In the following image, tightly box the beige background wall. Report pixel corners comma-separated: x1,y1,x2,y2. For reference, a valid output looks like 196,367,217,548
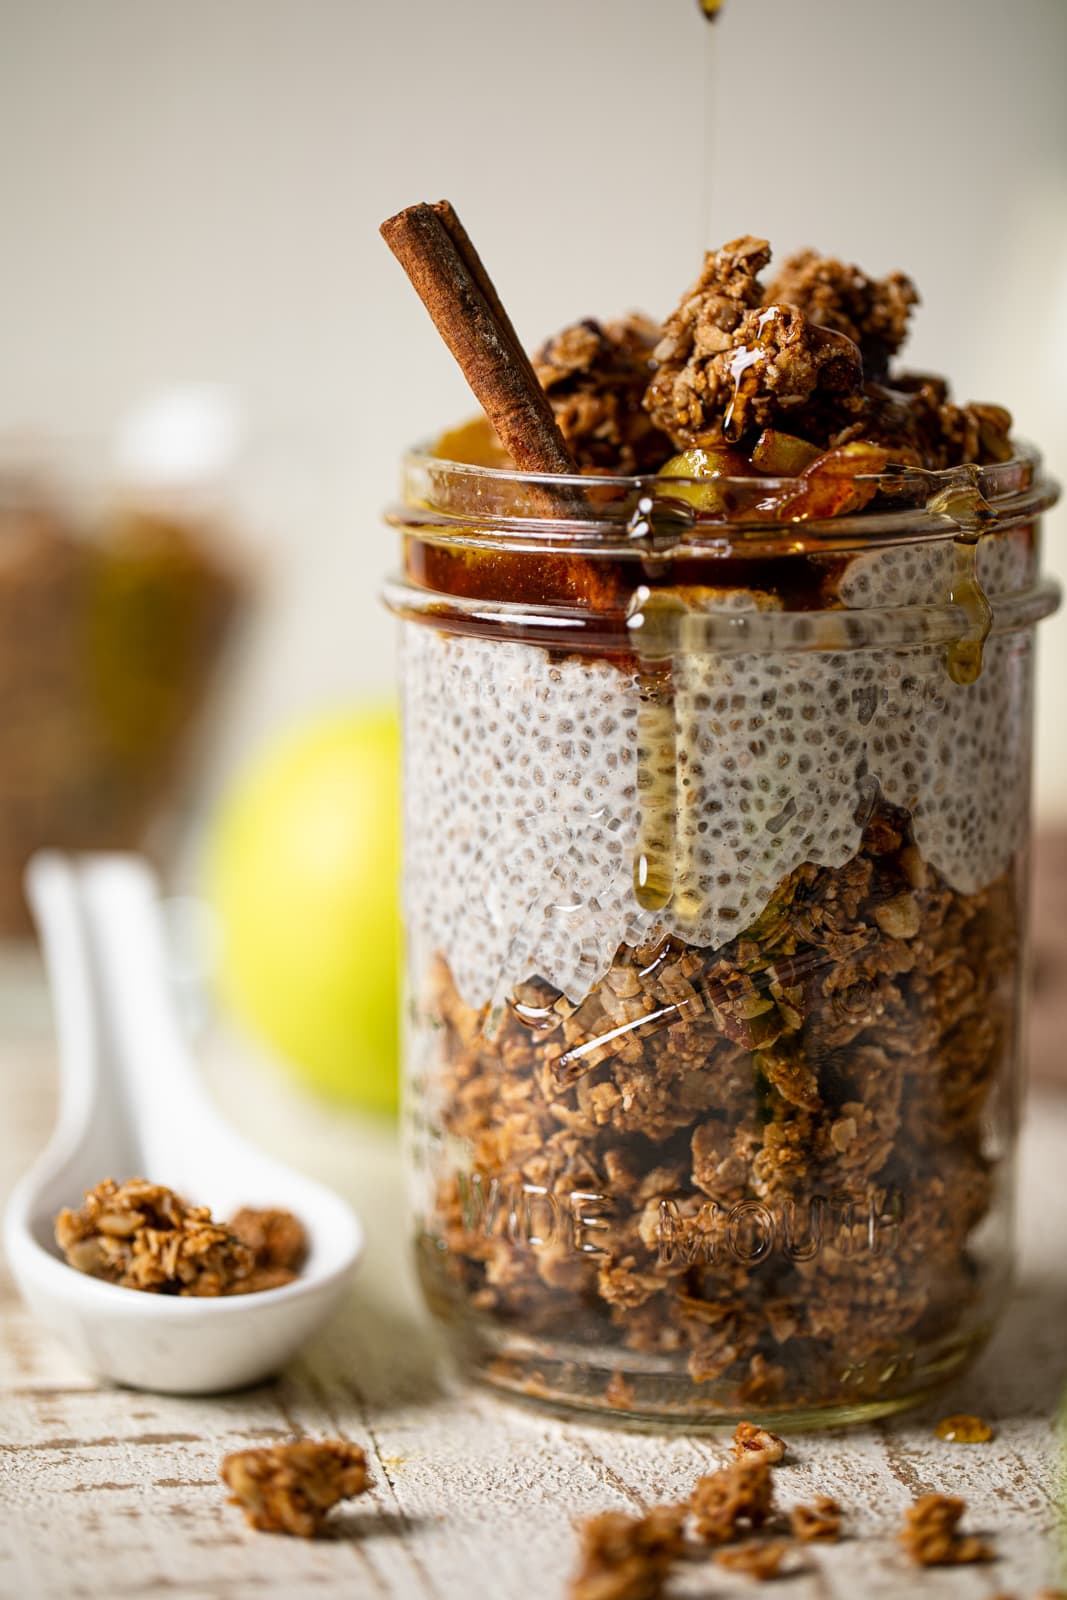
2,0,1065,810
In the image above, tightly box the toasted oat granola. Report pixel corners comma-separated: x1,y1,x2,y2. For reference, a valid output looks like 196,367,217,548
732,1421,786,1465
55,1181,305,1297
568,1505,686,1600
535,316,673,475
900,1492,992,1566
640,235,1013,468
221,1439,371,1537
689,1458,773,1545
790,1496,842,1543
644,240,861,449
762,250,917,380
714,1539,794,1580
421,798,1016,1413
229,1205,307,1271
55,1178,254,1296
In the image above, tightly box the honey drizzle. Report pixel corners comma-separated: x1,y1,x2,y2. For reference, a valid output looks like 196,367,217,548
927,468,996,686
629,590,687,913
945,537,992,686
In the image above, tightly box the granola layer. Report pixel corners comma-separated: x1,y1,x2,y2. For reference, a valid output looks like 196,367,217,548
414,799,1018,1407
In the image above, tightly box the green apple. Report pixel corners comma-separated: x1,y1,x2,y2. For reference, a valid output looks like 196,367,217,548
208,707,401,1113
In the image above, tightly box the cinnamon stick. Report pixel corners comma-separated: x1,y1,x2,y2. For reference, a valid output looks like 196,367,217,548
380,200,578,478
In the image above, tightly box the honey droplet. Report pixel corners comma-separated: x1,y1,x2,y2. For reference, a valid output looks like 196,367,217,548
934,1413,993,1443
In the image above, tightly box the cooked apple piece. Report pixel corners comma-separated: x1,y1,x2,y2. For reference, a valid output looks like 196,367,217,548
433,415,512,468
657,447,753,513
769,441,890,520
750,429,822,476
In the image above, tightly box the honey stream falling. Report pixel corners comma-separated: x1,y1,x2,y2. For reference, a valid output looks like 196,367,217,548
629,0,725,917
700,0,719,252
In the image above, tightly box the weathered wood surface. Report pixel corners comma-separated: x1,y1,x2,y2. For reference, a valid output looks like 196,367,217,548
1,955,1065,1600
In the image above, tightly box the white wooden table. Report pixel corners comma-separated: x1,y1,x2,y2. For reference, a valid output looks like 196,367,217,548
1,949,1065,1600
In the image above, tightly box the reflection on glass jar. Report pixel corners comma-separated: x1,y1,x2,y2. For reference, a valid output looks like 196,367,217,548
385,446,1059,1427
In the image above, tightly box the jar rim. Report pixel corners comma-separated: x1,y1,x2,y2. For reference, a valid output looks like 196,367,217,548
388,440,1059,556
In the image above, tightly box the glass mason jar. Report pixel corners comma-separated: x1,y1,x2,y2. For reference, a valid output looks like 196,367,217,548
384,444,1059,1427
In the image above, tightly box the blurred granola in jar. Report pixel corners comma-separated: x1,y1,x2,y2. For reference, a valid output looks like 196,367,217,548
384,238,1060,1425
0,397,248,933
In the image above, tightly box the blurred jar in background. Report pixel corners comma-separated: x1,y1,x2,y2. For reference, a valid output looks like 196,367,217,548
0,390,250,934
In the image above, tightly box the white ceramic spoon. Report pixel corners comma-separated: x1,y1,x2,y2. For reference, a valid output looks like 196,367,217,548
3,852,363,1394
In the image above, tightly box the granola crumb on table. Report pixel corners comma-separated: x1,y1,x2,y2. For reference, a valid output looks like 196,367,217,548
220,1439,371,1537
568,1505,685,1600
690,1458,774,1545
54,1179,304,1296
732,1420,786,1465
900,1492,993,1566
714,1539,794,1580
790,1495,842,1543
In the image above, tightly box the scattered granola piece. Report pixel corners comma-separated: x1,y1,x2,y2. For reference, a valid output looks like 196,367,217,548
55,1178,254,1296
534,315,674,475
934,1412,993,1443
220,1439,371,1537
690,1458,773,1545
900,1493,992,1566
731,1421,786,1465
715,1539,794,1580
790,1495,842,1542
568,1505,686,1600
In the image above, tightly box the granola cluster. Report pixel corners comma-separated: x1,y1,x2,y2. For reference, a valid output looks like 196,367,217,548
229,1205,308,1293
762,249,917,379
641,235,1014,467
535,317,674,475
644,245,863,448
418,798,1017,1411
569,1505,685,1600
519,235,1013,480
220,1439,371,1537
568,1429,1008,1595
568,1436,825,1593
899,1493,992,1566
55,1179,305,1297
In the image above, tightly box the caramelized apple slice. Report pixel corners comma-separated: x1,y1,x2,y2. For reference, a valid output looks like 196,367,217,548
750,429,822,476
769,442,890,520
657,447,753,513
433,415,512,468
